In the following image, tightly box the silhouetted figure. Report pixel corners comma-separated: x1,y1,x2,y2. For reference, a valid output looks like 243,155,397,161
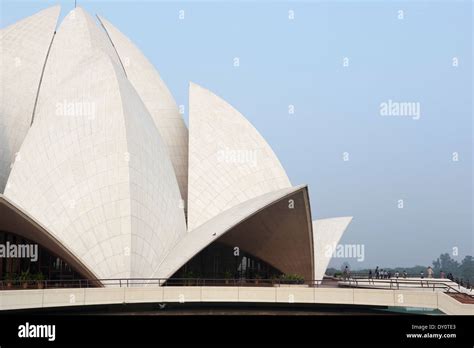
375,266,379,279
343,266,349,281
420,271,424,279
403,270,407,278
395,271,399,279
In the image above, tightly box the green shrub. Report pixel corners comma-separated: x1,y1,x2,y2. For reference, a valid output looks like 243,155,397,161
280,274,304,284
19,270,31,282
35,273,45,281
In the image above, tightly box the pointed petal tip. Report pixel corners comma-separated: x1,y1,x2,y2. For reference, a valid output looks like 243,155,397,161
189,81,203,90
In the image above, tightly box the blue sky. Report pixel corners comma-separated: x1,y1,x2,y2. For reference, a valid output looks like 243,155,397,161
1,0,472,269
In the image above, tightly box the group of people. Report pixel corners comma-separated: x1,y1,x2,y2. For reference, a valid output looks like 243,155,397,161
364,266,472,291
446,273,471,290
340,266,472,291
369,267,407,280
369,266,445,280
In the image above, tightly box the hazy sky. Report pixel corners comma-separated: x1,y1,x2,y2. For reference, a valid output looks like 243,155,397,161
1,0,472,269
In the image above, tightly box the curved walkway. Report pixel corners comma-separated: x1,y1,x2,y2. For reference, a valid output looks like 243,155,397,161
1,286,473,315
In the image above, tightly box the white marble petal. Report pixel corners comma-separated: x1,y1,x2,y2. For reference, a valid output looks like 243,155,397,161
0,5,60,192
312,217,353,281
97,16,189,204
188,83,291,230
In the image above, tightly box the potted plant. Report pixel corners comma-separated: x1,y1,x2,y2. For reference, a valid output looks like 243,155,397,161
271,274,279,286
4,273,15,289
280,274,290,284
297,274,305,285
19,270,30,289
35,272,45,289
223,271,232,285
183,271,196,286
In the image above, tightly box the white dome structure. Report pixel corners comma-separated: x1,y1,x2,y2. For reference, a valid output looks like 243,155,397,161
0,6,352,286
0,6,60,193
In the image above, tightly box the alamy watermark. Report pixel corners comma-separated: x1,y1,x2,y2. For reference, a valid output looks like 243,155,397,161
56,100,96,119
18,322,55,341
0,242,38,262
380,99,421,120
217,148,258,167
325,243,365,262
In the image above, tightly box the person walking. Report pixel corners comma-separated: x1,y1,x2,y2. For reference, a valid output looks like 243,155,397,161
427,266,433,279
375,266,379,279
343,265,349,281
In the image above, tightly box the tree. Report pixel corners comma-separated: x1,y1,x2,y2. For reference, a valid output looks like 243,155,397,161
460,256,474,283
432,253,459,276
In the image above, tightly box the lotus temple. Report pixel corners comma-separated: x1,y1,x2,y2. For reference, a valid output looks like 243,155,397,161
0,5,353,286
1,6,473,318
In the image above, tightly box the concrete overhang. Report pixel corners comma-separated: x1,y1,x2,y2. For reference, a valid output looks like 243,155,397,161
0,195,101,285
154,185,314,281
